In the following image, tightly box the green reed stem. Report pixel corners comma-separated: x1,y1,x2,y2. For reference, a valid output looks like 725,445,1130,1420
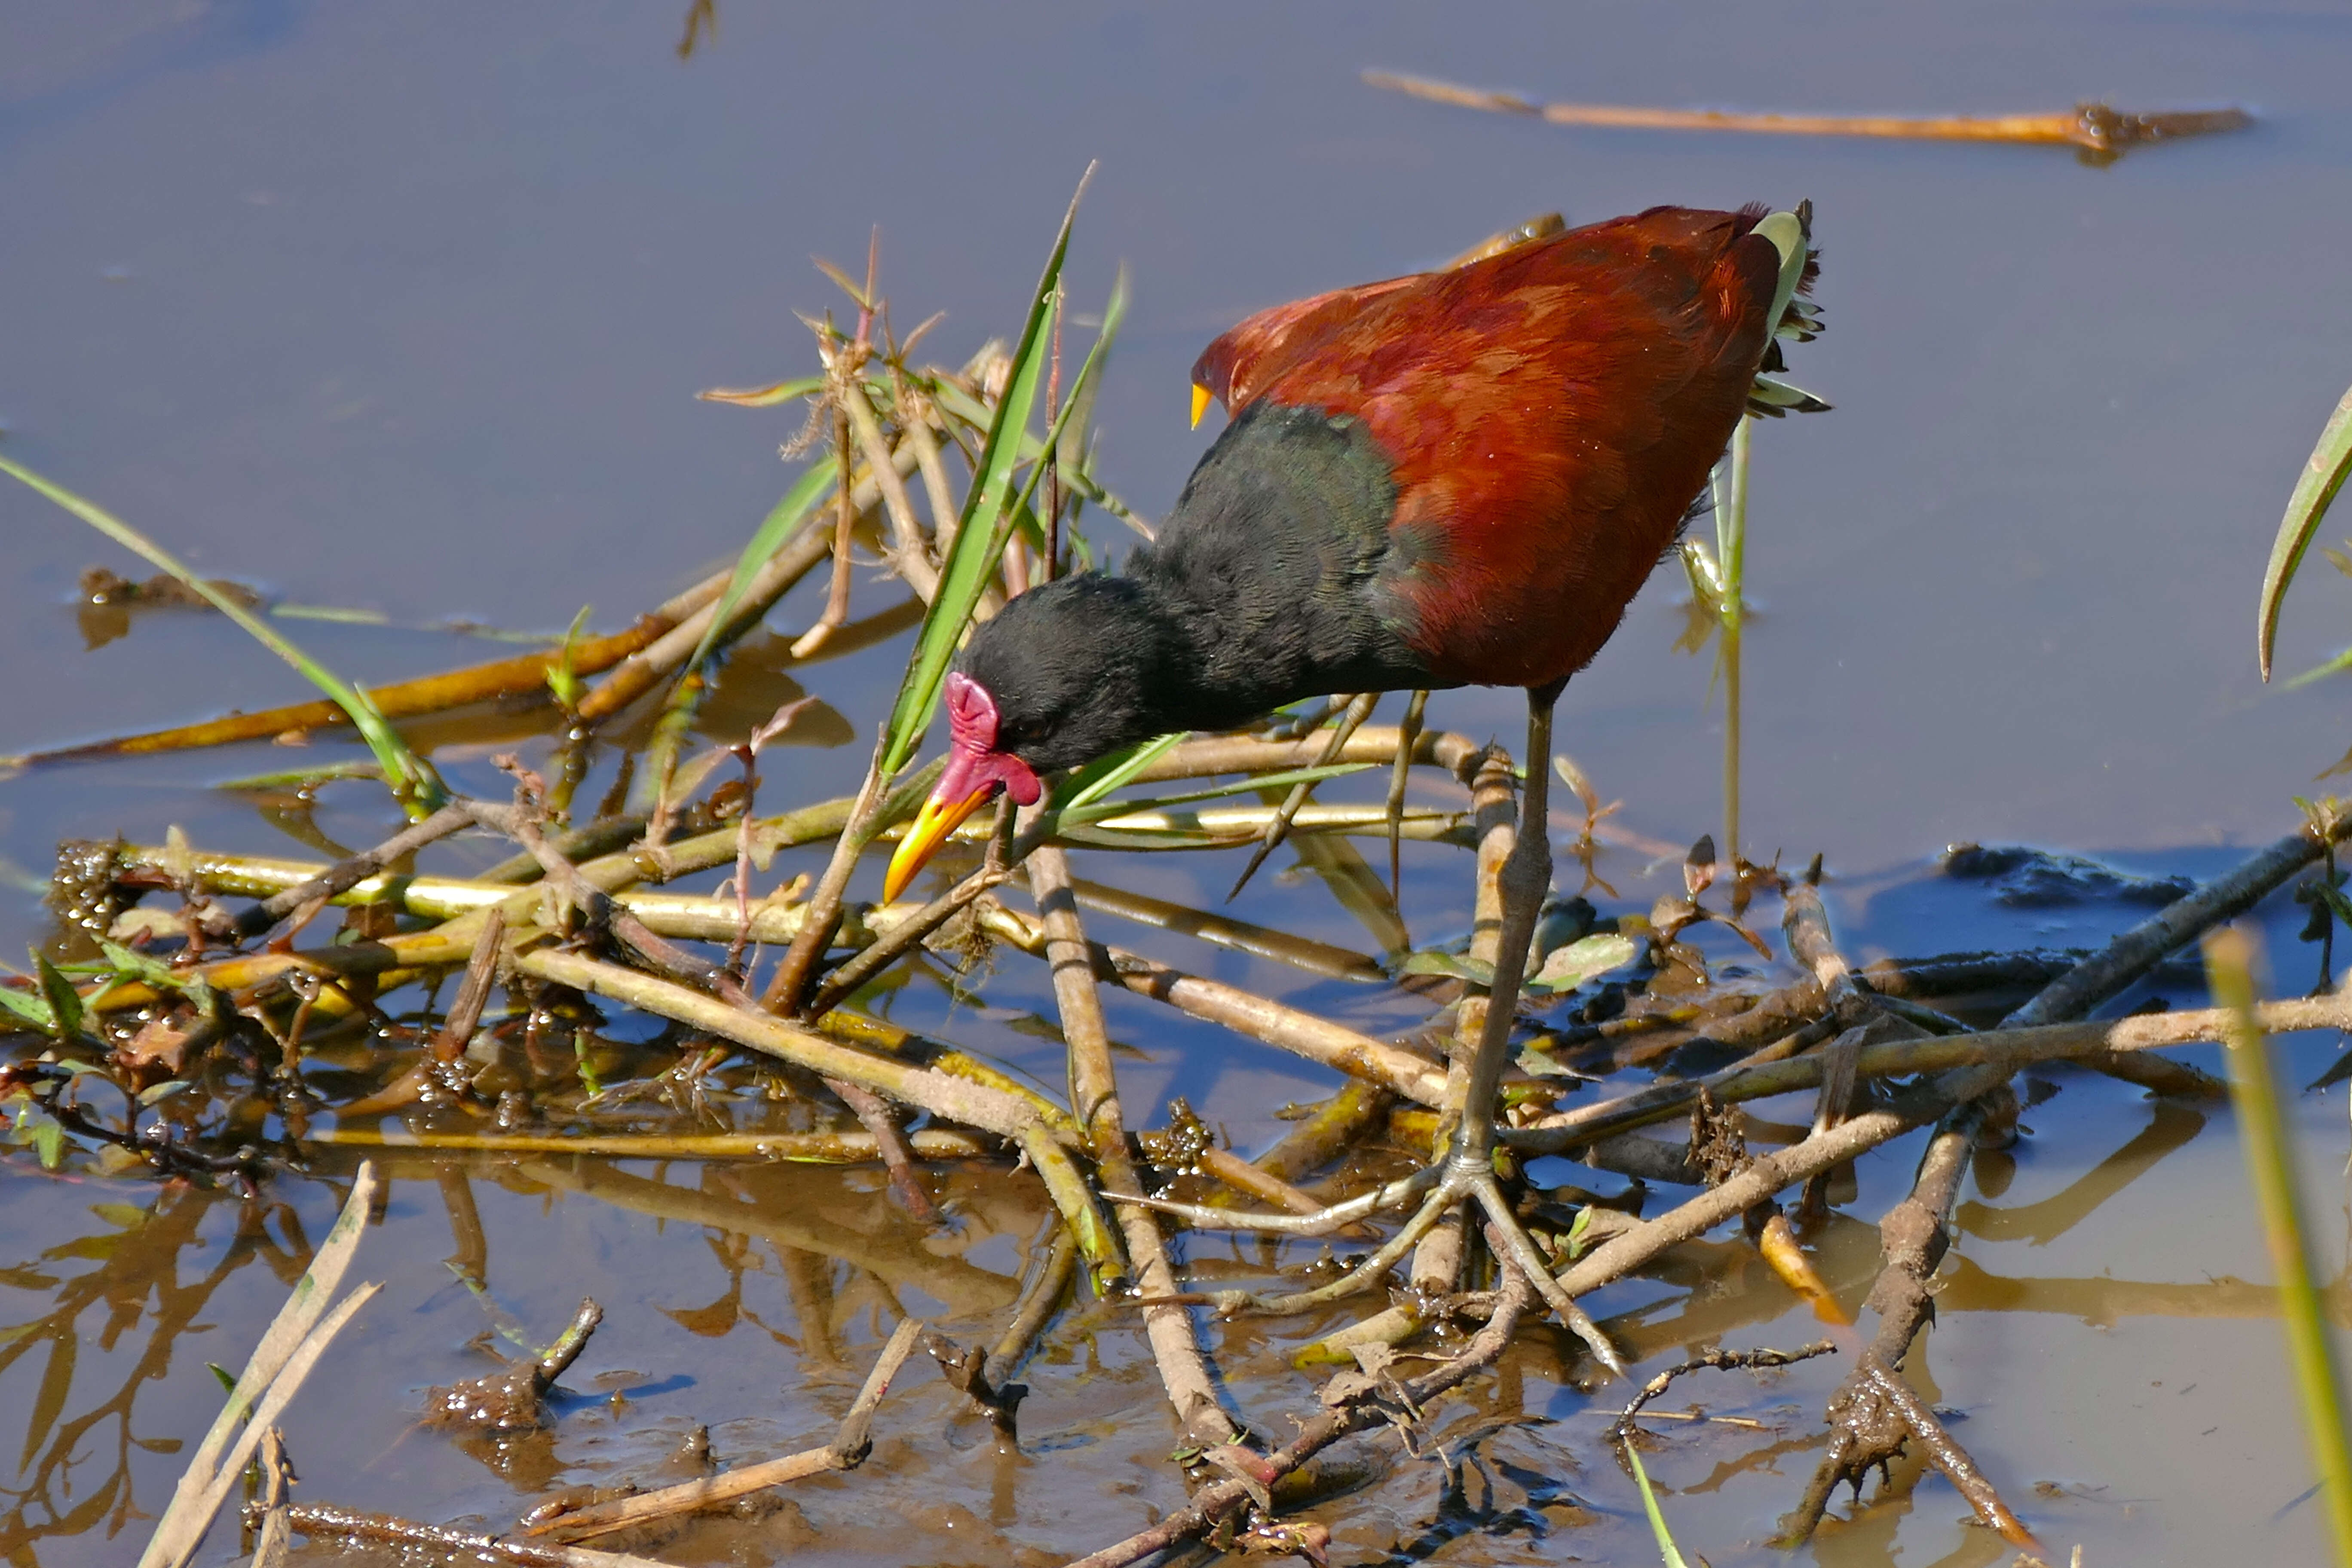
2205,927,2352,1566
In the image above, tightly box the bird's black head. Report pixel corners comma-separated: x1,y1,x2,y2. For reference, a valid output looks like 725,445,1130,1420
956,572,1185,775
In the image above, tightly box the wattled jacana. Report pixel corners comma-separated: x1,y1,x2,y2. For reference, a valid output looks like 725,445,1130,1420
884,204,1822,1369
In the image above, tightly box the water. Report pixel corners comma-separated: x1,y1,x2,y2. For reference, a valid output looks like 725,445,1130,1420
4,3,2351,1564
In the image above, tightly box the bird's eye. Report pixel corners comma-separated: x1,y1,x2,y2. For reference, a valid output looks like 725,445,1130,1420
1000,719,1046,750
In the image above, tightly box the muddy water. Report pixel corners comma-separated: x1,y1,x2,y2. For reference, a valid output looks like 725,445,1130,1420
4,3,2352,1565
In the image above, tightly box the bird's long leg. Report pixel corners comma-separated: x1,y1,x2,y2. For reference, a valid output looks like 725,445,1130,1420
1115,683,1625,1375
1433,683,1624,1375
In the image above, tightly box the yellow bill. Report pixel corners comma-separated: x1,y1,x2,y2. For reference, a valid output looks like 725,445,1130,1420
882,784,994,903
1190,381,1213,429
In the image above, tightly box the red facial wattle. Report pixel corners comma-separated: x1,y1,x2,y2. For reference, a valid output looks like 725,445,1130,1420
938,671,1042,806
882,673,1040,902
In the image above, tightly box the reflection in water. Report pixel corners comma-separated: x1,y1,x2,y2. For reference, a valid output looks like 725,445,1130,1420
0,1185,314,1564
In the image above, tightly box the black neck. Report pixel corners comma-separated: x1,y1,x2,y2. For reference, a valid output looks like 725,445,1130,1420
1125,401,1439,729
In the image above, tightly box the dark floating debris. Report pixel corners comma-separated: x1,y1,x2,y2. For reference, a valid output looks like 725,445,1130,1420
1942,843,2196,909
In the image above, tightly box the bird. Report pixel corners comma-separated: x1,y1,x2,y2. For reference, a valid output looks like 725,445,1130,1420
884,204,1822,1367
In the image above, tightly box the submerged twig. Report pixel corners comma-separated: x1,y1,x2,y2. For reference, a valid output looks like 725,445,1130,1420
529,1318,924,1542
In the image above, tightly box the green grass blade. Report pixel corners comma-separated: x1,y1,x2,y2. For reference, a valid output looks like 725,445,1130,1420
1050,763,1371,830
880,168,1093,779
2260,380,2352,681
1052,731,1188,813
1622,1441,1695,1568
0,455,446,814
2205,929,2352,1565
687,454,841,674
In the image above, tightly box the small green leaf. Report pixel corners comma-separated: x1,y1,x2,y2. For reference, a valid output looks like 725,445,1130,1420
0,986,55,1033
97,940,215,1010
91,1202,149,1229
31,955,82,1042
32,1119,65,1171
1528,933,1640,994
2260,379,2352,681
1398,949,1494,986
545,604,594,710
136,1080,190,1107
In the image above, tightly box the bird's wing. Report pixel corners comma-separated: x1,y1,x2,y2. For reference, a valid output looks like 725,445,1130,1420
1190,272,1424,421
1251,207,1785,686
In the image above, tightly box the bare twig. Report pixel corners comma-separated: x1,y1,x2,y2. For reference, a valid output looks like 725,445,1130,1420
1607,1341,1838,1443
285,1504,681,1567
529,1318,925,1542
236,801,473,940
1058,1269,1535,1568
1363,68,2251,159
1029,842,1243,1451
431,906,506,1063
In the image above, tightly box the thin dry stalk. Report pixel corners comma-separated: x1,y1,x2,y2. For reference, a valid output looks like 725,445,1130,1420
1509,989,2350,1155
311,1126,996,1161
281,1505,679,1568
1362,68,2251,157
532,1319,925,1542
236,801,473,940
804,862,1010,1018
1607,1341,1838,1443
1785,1096,2025,1543
574,514,838,725
980,905,1447,1104
431,906,506,1063
1029,842,1243,1451
1228,691,1379,897
842,382,940,602
1551,1060,2016,1302
518,947,1049,1140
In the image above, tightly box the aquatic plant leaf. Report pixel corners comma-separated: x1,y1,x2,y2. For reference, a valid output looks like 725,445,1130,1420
0,985,55,1032
697,374,827,407
31,954,83,1042
2259,377,2352,680
1398,949,1493,986
98,940,216,1011
1527,932,1639,993
0,456,447,815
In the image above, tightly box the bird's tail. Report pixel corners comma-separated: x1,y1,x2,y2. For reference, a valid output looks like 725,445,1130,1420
1746,201,1828,417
